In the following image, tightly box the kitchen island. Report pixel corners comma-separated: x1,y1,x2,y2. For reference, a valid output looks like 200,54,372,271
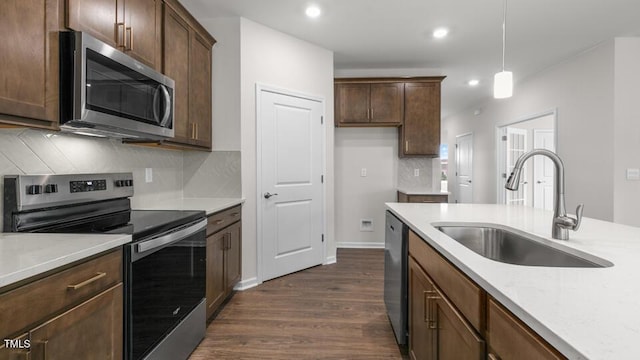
386,202,640,359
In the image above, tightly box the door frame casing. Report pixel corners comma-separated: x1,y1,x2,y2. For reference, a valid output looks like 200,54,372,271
495,108,558,204
455,132,473,203
255,83,327,285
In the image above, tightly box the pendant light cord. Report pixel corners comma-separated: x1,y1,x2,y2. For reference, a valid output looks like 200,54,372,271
502,0,508,72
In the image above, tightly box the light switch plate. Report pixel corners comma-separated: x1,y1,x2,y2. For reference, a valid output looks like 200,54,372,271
145,168,153,183
360,168,367,177
626,168,640,181
414,169,420,177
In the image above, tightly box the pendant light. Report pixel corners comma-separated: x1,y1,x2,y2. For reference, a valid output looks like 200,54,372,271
494,0,513,99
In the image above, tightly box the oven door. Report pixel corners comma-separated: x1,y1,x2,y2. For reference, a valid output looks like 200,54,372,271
125,218,206,360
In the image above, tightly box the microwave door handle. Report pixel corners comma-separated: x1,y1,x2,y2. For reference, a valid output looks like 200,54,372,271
152,85,161,124
158,84,171,127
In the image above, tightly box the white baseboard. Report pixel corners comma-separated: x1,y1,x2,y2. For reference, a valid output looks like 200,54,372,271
234,277,259,291
337,242,385,249
324,255,337,265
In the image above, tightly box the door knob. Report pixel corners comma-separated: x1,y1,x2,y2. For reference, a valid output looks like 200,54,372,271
264,192,278,199
536,180,543,184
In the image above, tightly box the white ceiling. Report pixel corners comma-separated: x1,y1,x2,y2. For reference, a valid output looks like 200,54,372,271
179,0,640,117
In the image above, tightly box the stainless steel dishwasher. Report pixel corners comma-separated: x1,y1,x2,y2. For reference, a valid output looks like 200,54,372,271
384,211,408,346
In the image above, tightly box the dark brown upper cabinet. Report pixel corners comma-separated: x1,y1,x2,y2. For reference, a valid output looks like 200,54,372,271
400,79,444,157
335,80,404,127
66,0,162,70
0,0,65,129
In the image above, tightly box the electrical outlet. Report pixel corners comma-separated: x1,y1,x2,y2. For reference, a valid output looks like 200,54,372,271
145,168,153,183
626,168,640,181
414,168,420,177
361,168,367,177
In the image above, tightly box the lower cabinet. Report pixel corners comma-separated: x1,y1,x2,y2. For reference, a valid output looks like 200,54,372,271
398,191,448,203
206,207,242,319
409,257,484,360
487,298,565,360
0,250,123,360
408,229,566,360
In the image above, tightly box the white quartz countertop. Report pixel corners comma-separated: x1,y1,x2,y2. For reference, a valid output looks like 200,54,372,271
0,233,131,289
136,197,244,215
385,203,640,360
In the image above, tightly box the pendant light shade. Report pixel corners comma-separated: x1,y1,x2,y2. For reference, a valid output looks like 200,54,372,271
494,0,513,99
494,71,513,99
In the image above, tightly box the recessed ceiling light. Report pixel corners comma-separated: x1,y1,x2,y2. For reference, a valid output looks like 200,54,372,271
433,27,449,39
305,5,321,18
468,79,480,86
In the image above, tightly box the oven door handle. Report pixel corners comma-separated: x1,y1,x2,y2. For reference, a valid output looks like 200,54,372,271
135,219,207,254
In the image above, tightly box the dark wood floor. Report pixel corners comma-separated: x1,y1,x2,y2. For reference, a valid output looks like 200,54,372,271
189,248,404,359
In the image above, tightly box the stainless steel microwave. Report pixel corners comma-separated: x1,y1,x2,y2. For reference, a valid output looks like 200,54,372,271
59,31,175,139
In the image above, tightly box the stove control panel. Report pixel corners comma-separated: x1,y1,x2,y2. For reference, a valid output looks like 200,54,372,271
4,172,134,211
70,179,107,193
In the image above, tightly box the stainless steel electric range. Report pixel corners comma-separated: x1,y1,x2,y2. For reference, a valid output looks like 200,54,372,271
3,173,206,360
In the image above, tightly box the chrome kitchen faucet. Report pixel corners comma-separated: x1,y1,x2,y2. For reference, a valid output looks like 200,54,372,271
505,149,583,240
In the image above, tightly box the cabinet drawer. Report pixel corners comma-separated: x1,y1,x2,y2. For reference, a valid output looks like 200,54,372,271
0,250,122,339
207,205,241,236
487,298,565,360
409,194,448,203
409,230,485,332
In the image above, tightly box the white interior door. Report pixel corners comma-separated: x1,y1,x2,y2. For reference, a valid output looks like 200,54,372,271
505,128,528,206
259,88,324,282
456,133,473,203
534,130,555,210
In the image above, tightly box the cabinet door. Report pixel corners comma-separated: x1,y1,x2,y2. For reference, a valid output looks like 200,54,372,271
28,284,123,360
189,31,213,148
0,0,62,127
66,0,121,48
432,287,485,360
487,298,565,360
409,257,435,360
370,83,404,125
123,0,161,69
335,83,370,125
401,82,441,157
225,221,242,293
163,4,191,143
206,231,226,319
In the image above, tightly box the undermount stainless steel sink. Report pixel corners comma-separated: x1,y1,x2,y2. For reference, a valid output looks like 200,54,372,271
435,224,613,268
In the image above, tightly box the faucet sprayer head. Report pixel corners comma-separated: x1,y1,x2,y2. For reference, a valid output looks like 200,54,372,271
505,167,522,190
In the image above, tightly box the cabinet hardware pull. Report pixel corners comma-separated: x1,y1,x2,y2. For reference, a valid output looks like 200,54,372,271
67,272,106,290
405,141,409,152
371,108,374,119
125,26,133,51
214,219,224,225
230,212,240,217
423,290,436,323
426,295,440,329
488,353,500,360
116,23,125,48
195,123,198,139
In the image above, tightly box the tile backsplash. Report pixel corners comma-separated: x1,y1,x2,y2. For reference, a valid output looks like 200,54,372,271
0,128,241,229
398,157,438,191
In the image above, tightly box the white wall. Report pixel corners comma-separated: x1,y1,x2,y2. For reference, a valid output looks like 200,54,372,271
444,41,615,221
335,128,398,247
613,38,640,226
239,18,335,282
